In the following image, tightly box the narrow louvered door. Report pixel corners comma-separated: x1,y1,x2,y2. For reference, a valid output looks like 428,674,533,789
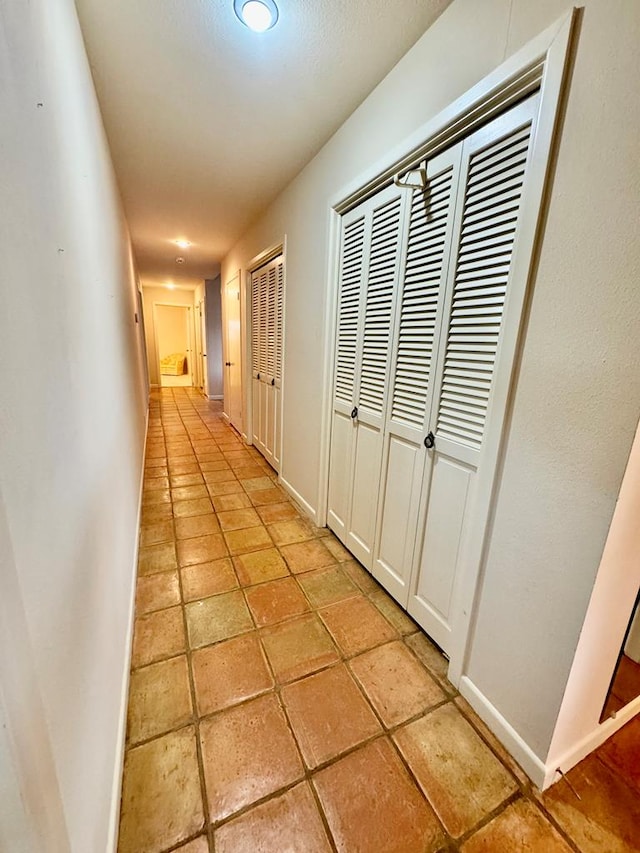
408,95,539,652
345,185,406,567
372,147,462,603
251,255,284,471
327,204,369,541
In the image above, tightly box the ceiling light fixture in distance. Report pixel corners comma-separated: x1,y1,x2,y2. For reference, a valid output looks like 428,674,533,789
174,239,191,249
234,0,279,32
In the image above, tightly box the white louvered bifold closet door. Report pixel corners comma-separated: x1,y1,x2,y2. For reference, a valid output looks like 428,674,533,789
371,146,463,604
407,95,539,651
251,255,284,471
327,184,406,559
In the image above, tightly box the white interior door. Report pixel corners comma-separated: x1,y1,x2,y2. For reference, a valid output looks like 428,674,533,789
327,209,369,542
372,146,463,604
199,299,209,397
408,96,539,653
224,273,242,430
346,187,406,567
250,256,284,471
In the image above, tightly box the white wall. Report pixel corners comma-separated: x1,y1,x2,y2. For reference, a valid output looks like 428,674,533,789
205,276,224,398
142,286,196,385
0,0,148,850
222,0,640,769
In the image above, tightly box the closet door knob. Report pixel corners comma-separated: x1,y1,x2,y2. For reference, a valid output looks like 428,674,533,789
424,431,435,449
351,407,358,420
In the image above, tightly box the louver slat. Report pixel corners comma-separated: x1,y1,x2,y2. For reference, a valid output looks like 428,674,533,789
258,268,268,374
335,216,366,405
436,122,532,449
360,197,402,415
391,165,455,428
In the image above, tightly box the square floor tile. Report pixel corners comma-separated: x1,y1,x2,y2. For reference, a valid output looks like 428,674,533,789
142,488,171,506
256,502,299,524
405,632,453,693
175,513,220,540
173,498,214,519
141,502,173,524
393,703,517,837
233,548,289,586
206,480,245,496
202,468,237,483
181,558,238,602
192,632,274,715
118,726,204,853
200,693,304,822
185,590,253,649
282,665,381,768
212,492,252,512
370,590,418,635
350,641,445,727
241,476,275,492
319,597,397,657
322,535,352,562
297,566,359,608
261,614,339,684
341,559,379,593
249,487,287,506
313,738,444,853
214,782,331,853
140,520,174,548
280,540,338,575
217,508,262,532
172,485,209,502
138,541,177,576
234,464,267,479
132,606,186,668
541,754,640,853
168,460,200,475
461,798,573,853
245,577,310,626
135,571,181,615
267,519,314,546
127,656,193,744
177,534,228,567
170,473,205,487
224,525,273,555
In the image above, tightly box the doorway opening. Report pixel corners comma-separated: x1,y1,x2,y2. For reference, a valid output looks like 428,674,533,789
154,303,193,388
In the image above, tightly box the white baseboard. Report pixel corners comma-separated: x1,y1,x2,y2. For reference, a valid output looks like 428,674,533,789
207,394,223,400
280,476,317,524
544,693,640,789
106,408,148,853
221,412,230,425
459,676,547,789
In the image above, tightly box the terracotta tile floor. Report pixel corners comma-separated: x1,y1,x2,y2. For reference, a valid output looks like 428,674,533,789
118,388,640,853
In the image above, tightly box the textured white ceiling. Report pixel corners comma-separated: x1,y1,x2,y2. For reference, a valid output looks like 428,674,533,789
75,0,451,287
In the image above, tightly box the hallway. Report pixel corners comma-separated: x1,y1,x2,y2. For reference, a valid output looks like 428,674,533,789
119,390,640,853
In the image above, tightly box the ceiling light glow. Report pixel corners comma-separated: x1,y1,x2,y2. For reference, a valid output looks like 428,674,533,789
174,239,191,249
166,283,176,290
234,0,278,32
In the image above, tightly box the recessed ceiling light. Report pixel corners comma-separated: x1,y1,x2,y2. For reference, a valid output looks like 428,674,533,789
234,0,278,32
174,239,191,249
166,283,176,290
175,257,186,264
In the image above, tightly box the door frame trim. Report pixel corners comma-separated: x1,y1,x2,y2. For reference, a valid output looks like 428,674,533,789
152,301,195,388
318,9,578,687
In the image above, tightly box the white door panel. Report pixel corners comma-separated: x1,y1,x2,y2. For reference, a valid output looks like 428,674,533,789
346,419,382,566
409,455,472,650
327,410,354,538
373,434,423,604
